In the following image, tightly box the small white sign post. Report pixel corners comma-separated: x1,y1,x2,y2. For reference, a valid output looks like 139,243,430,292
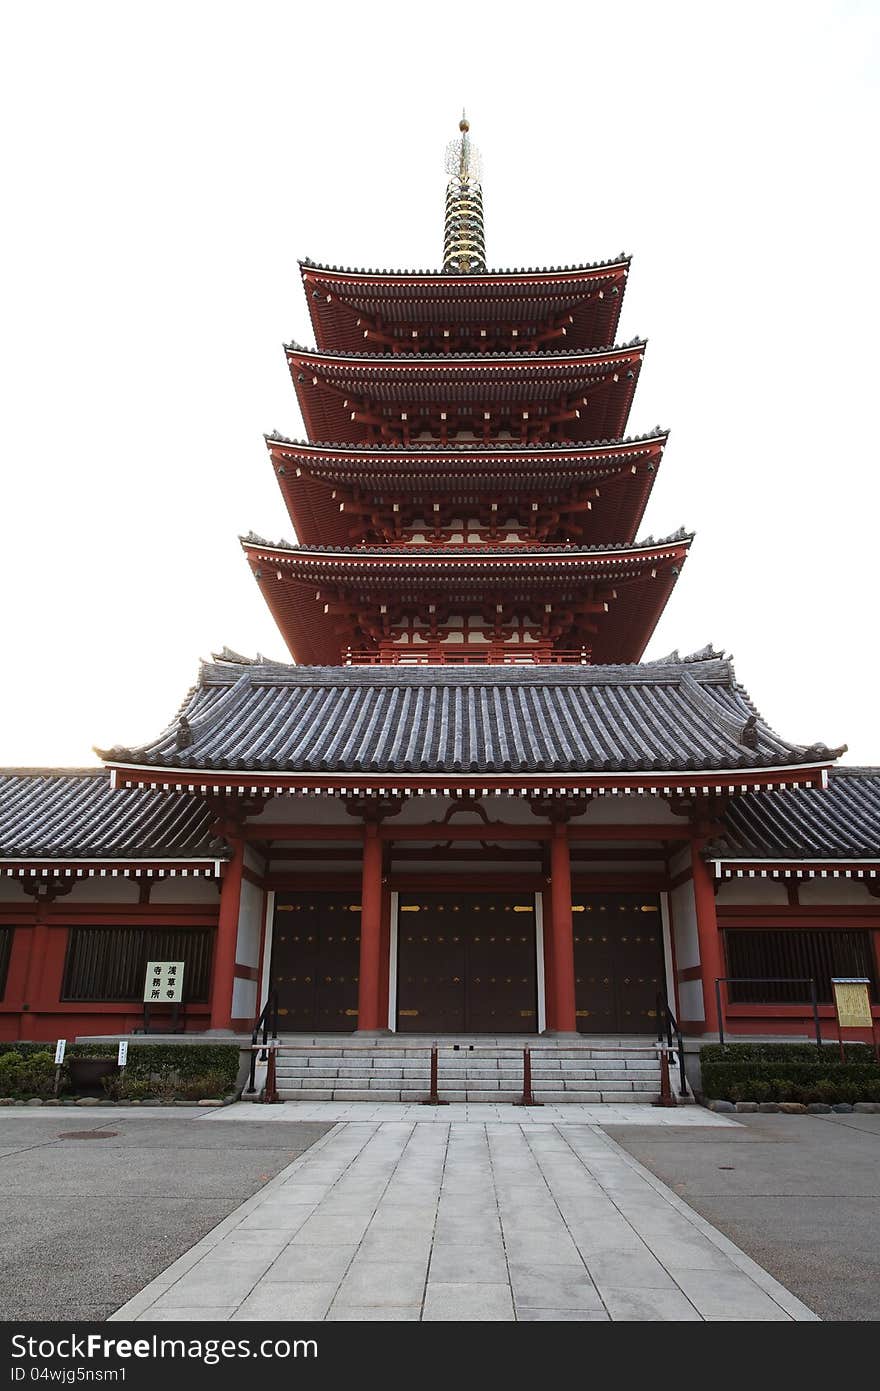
53,1039,66,1096
117,1040,129,1068
142,961,185,1033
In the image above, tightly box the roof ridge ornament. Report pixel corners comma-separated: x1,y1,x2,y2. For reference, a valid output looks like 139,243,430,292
443,112,486,275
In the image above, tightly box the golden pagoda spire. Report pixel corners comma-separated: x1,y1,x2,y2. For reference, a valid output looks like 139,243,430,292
443,111,486,274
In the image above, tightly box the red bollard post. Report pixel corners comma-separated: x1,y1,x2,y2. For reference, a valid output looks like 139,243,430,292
514,1048,543,1107
654,1049,677,1108
422,1045,448,1105
260,1045,281,1105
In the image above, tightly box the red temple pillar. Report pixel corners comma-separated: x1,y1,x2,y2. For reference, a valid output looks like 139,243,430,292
19,910,50,1042
692,839,723,1034
210,836,244,1032
357,820,386,1033
547,819,578,1034
542,869,556,1031
378,870,392,1028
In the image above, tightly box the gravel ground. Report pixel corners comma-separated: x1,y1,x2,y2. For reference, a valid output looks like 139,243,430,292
0,1115,332,1321
607,1111,880,1322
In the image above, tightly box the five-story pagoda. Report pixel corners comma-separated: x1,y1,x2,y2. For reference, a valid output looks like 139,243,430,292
91,118,847,1046
243,116,689,669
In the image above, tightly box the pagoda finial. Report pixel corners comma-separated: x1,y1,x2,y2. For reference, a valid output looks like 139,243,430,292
443,112,486,275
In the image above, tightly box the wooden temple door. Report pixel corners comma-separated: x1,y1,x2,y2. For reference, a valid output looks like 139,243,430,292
270,891,361,1032
572,892,664,1034
396,892,537,1033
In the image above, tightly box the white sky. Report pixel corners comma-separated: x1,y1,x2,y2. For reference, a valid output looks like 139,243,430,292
1,1,878,767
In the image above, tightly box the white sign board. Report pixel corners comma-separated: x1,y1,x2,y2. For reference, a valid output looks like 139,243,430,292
54,1039,66,1065
143,961,185,1004
117,1041,129,1067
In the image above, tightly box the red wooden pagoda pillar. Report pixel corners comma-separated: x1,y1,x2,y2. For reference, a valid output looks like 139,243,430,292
546,818,578,1035
357,820,386,1033
378,866,392,1027
691,839,723,1034
541,860,557,1031
210,835,244,1032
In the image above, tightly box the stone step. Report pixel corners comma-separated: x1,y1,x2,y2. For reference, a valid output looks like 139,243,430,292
273,1087,658,1104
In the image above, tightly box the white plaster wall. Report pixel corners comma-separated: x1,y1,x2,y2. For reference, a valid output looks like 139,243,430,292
232,977,257,1020
582,796,680,826
235,879,264,968
150,877,219,904
393,859,537,877
668,845,691,878
244,846,266,876
0,879,29,901
678,978,705,1022
716,879,789,905
798,879,877,905
670,879,700,970
66,878,141,903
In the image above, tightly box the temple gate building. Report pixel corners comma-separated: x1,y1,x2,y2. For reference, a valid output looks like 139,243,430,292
1,120,879,1074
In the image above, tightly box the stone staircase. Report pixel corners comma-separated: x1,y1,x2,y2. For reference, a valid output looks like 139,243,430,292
267,1036,663,1104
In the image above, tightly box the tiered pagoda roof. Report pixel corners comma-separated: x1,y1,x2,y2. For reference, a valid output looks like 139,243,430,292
265,432,667,548
285,341,646,445
300,257,630,355
245,118,687,669
240,530,691,667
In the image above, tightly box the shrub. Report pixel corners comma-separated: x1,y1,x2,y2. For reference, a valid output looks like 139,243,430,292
700,1043,880,1104
0,1052,24,1094
178,1069,231,1101
0,1049,56,1097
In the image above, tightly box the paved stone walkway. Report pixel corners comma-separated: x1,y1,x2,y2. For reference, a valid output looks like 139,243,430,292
113,1116,816,1322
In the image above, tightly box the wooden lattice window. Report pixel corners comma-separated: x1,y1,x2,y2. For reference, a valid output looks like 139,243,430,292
723,929,878,1004
62,926,214,1003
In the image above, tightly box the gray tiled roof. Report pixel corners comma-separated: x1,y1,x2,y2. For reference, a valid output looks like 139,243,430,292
97,653,842,776
709,769,880,860
0,770,225,860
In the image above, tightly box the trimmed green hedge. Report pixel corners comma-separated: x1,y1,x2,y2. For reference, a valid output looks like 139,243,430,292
701,1043,880,1104
701,1043,872,1065
0,1042,240,1097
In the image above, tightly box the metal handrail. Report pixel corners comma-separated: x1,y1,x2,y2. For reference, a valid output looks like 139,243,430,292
246,988,279,1095
655,991,688,1098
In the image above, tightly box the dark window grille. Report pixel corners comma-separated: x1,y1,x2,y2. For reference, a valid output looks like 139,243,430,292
62,927,214,1003
0,928,13,999
723,930,878,1004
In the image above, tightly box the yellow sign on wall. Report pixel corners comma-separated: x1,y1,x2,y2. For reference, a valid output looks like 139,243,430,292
831,978,873,1030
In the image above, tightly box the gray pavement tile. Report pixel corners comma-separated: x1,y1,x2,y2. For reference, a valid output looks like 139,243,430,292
265,1243,359,1283
507,1264,604,1311
599,1288,702,1321
568,1218,646,1253
434,1214,501,1239
326,1304,422,1321
584,1249,677,1290
515,1307,611,1322
358,1228,435,1261
503,1231,584,1268
428,1242,509,1283
137,1307,237,1322
154,1259,272,1308
336,1259,428,1307
423,1282,514,1321
235,1204,316,1232
647,1235,739,1272
368,1207,437,1232
673,1269,793,1320
232,1282,339,1321
292,1213,372,1245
